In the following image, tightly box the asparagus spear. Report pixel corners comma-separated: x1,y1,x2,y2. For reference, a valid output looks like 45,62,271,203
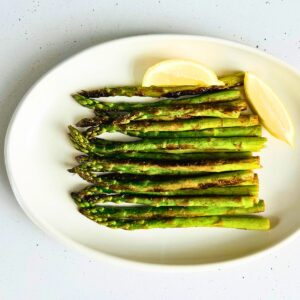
86,216,270,231
75,152,253,163
84,115,260,138
126,126,262,138
76,114,110,127
113,100,247,124
73,194,258,208
76,85,227,98
74,73,244,99
74,185,259,199
70,157,260,175
69,126,266,154
80,200,265,220
74,170,257,192
219,72,244,87
75,90,241,110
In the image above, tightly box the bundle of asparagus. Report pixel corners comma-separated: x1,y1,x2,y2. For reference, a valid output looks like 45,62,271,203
68,72,270,231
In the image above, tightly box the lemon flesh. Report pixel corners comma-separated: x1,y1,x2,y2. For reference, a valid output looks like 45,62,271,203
142,59,224,87
244,72,294,146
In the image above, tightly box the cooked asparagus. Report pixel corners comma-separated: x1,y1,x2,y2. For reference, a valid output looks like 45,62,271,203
74,170,257,193
113,100,247,124
87,216,270,231
218,72,245,87
126,126,262,138
68,69,269,232
75,90,241,110
69,126,266,154
70,157,260,175
73,194,258,208
76,114,110,127
75,152,253,163
84,115,260,138
80,200,265,219
74,73,244,99
74,185,259,199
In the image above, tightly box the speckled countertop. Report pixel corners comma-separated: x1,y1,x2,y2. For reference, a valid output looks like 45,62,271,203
1,1,299,299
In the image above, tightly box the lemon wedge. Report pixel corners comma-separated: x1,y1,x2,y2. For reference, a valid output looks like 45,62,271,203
244,72,294,146
142,59,224,87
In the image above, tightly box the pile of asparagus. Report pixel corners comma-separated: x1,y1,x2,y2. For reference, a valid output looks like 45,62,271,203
68,72,270,230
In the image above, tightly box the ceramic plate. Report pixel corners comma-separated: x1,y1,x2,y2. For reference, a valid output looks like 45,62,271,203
5,35,300,269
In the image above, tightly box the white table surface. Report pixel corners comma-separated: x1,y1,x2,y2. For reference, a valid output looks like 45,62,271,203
1,0,300,299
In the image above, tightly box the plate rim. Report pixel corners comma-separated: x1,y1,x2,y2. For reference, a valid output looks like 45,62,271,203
4,33,300,270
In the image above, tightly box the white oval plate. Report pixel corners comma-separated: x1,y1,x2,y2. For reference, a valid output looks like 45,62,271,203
5,35,300,270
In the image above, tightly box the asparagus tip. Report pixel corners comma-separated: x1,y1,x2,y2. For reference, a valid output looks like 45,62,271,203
68,125,94,153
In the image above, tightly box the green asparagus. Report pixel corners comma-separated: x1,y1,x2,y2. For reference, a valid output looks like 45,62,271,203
75,152,253,163
84,115,260,138
74,170,257,193
88,216,270,231
69,126,266,154
68,70,269,232
75,90,241,110
80,200,265,220
74,185,259,200
70,157,260,175
219,72,245,87
73,194,258,208
76,114,110,127
113,100,247,124
74,73,244,99
126,126,262,138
